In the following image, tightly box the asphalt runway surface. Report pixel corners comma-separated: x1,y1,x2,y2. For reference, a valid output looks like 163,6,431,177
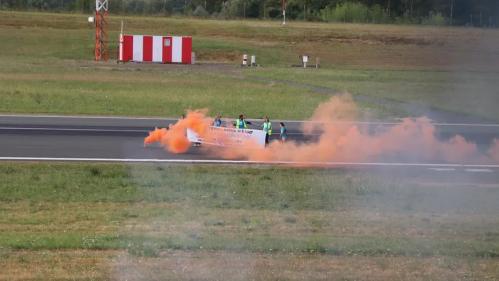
1,114,499,183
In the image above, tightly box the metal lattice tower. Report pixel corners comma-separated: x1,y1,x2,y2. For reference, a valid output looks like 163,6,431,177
95,0,109,61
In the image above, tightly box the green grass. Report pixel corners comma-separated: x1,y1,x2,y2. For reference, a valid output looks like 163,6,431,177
246,68,499,121
1,162,498,279
0,163,369,209
2,232,497,258
1,162,498,257
0,67,329,118
1,11,499,120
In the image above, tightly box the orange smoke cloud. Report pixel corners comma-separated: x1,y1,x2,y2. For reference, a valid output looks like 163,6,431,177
232,117,479,164
144,128,168,146
488,139,499,163
145,94,498,165
211,95,483,164
144,110,212,153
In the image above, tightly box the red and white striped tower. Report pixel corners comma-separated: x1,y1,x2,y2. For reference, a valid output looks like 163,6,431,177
95,0,109,61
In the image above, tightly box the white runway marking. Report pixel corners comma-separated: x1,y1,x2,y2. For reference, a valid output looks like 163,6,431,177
278,120,499,127
1,157,498,169
2,114,499,127
428,168,457,172
0,114,165,120
465,168,493,173
0,127,146,133
0,126,309,135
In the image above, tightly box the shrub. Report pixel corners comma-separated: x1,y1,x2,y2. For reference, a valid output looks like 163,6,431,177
320,2,389,24
422,11,447,26
193,5,209,17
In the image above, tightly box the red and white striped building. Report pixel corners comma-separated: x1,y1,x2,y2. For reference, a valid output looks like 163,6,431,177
119,34,192,64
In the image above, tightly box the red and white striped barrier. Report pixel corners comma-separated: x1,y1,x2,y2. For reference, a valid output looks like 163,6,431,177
119,34,192,64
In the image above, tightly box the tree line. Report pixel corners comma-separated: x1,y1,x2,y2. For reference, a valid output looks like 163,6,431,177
2,0,498,26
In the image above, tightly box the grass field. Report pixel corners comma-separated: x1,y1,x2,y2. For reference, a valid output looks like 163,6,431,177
1,11,499,120
2,10,499,281
1,162,498,280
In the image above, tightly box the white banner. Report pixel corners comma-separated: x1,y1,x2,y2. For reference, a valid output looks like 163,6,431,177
187,126,266,148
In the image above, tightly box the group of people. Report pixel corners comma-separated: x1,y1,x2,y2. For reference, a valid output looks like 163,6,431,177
213,113,288,144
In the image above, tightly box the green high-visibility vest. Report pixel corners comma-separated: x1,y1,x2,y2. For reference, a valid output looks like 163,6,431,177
236,119,247,129
262,122,272,135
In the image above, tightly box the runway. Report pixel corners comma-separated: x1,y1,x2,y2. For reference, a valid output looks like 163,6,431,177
1,114,499,176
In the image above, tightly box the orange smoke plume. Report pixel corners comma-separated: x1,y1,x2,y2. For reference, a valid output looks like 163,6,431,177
488,139,499,163
144,110,212,153
145,94,498,165
144,128,168,146
209,95,483,164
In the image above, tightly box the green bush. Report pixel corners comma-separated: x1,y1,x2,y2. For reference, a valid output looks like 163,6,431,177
320,2,389,24
422,11,447,26
193,5,209,17
369,4,390,24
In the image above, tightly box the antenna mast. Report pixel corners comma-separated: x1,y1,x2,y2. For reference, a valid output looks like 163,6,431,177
95,0,109,61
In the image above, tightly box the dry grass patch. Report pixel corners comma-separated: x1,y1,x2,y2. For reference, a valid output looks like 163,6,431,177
1,249,498,281
111,250,499,281
0,249,117,281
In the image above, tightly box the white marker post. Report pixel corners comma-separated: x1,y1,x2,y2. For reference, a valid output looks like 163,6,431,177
118,20,124,62
242,54,248,66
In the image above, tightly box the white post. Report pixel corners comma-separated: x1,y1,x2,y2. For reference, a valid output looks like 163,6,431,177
242,54,248,66
250,55,256,66
119,20,124,62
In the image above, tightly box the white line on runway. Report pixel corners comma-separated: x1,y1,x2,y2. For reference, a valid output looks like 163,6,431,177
280,120,499,127
0,127,308,135
428,168,456,171
465,168,493,173
2,114,499,127
0,127,147,133
1,157,498,169
0,114,165,120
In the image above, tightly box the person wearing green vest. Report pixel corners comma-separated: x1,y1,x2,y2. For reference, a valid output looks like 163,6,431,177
234,114,249,129
261,117,272,145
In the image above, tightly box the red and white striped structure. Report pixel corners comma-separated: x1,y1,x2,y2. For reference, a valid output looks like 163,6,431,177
119,34,192,64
